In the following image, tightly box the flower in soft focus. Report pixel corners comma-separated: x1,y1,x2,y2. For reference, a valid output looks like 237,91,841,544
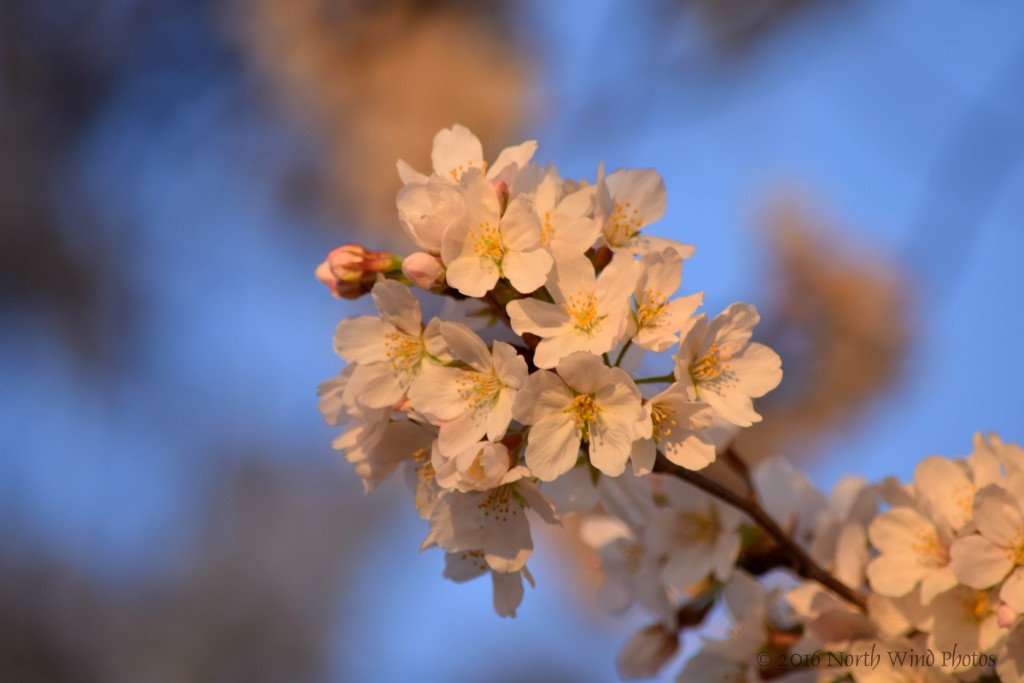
929,585,1003,656
443,551,535,618
507,254,640,369
332,279,446,408
674,303,782,427
645,477,743,592
409,322,526,456
996,620,1024,682
580,513,677,627
513,352,649,480
866,505,957,605
615,623,679,680
440,170,552,297
424,464,558,573
951,484,1024,614
597,168,694,258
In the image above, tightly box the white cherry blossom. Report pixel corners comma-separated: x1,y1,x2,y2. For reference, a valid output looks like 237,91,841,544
627,249,703,352
507,254,640,369
596,168,695,258
673,303,782,427
424,465,558,573
528,164,602,259
332,279,446,409
631,382,717,474
441,170,553,296
950,484,1024,613
513,352,649,480
409,322,526,456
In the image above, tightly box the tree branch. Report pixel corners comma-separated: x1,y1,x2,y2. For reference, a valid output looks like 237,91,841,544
653,453,867,612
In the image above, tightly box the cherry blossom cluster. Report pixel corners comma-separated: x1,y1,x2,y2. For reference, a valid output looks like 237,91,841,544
316,126,1024,682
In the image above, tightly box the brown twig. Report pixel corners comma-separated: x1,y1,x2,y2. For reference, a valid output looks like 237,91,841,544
653,453,867,612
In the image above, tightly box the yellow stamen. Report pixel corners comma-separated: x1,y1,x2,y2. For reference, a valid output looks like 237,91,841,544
540,211,554,246
690,342,732,383
454,370,500,409
477,485,517,522
467,452,488,482
566,393,601,440
961,590,993,624
635,288,668,328
676,510,719,547
412,448,433,483
910,528,949,566
651,403,678,442
606,201,643,246
469,221,505,263
562,290,604,333
447,160,487,182
618,542,643,574
1005,527,1024,565
384,331,424,375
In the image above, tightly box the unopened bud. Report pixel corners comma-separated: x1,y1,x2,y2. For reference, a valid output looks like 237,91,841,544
402,252,445,290
615,624,679,680
494,180,510,215
316,244,402,299
998,602,1018,629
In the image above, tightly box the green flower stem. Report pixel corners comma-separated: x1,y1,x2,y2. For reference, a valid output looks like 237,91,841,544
613,340,633,367
633,373,675,385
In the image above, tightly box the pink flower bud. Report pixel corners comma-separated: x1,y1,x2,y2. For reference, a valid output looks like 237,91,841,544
615,624,679,680
402,252,445,290
325,244,400,282
998,602,1018,629
316,244,401,298
494,180,510,214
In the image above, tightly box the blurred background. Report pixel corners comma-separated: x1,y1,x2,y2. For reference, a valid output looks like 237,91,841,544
2,1,1023,681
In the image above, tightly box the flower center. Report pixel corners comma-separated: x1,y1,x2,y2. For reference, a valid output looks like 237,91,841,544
562,290,603,333
1006,527,1024,566
412,448,434,483
606,201,642,246
541,211,554,246
478,485,518,522
467,451,488,482
690,342,732,383
566,393,601,440
635,288,668,328
953,483,974,522
961,590,993,624
457,549,488,572
618,542,644,574
448,160,487,182
455,370,501,409
676,510,719,547
910,527,949,567
384,331,424,375
470,221,505,263
651,403,678,443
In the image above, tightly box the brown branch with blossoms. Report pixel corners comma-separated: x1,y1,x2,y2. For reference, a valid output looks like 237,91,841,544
316,125,1023,682
652,451,868,612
